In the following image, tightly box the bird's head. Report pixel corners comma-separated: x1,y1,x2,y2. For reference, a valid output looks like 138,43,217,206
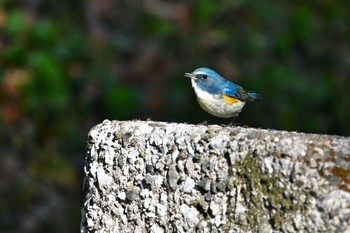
184,68,225,93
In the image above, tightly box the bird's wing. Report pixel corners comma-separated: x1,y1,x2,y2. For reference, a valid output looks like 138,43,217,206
223,85,251,101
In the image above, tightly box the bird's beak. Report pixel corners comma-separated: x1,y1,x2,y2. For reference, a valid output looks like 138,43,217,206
184,73,197,80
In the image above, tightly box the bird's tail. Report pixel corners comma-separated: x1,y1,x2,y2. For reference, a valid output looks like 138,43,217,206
247,91,262,101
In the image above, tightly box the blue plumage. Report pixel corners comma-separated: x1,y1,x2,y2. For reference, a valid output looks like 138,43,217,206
247,92,262,101
185,67,262,118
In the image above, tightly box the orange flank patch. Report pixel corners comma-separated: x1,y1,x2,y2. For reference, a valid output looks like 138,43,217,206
222,94,239,104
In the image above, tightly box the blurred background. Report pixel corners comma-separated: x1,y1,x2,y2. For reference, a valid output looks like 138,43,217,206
1,0,349,232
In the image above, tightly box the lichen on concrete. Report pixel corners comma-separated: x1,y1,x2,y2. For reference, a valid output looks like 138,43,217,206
81,120,350,232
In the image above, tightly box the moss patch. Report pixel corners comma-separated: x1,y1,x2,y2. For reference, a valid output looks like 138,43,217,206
231,155,295,231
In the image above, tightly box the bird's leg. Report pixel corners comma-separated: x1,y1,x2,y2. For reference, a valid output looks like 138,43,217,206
228,115,238,126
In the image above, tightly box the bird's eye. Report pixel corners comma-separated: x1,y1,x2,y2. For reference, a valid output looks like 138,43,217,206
202,75,208,79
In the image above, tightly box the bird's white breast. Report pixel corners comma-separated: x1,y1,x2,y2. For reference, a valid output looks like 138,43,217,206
191,79,245,118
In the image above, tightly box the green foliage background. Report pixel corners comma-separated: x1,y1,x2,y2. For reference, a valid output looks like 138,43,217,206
1,1,349,232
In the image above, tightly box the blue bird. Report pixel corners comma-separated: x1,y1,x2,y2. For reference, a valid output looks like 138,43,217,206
185,68,261,119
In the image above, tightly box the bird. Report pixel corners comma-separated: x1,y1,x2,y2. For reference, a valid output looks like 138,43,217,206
185,67,261,120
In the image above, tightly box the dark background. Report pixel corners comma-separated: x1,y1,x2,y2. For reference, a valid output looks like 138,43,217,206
1,1,349,232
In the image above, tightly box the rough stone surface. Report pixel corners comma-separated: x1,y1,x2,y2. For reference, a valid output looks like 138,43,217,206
81,120,350,233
